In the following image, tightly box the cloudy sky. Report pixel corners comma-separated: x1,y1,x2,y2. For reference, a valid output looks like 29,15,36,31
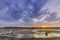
0,0,60,27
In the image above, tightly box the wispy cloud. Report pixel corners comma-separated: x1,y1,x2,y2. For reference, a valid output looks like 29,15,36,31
0,0,60,27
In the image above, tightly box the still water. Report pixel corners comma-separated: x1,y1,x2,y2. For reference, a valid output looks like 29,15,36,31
0,29,60,40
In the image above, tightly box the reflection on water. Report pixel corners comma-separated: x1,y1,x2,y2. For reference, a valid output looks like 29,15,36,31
0,29,60,40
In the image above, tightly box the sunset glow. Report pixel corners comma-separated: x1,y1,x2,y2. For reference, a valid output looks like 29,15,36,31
41,26,47,28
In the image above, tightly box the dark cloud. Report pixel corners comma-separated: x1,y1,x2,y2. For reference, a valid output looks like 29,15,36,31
0,0,48,23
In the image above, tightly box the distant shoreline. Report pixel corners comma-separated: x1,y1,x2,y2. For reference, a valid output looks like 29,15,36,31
0,27,60,29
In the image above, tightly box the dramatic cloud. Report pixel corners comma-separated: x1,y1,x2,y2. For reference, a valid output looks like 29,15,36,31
0,0,60,27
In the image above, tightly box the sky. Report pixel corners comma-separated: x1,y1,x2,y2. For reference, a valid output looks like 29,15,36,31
0,0,60,27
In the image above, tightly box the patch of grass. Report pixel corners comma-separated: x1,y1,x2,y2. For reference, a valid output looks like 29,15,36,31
0,36,14,40
19,37,60,40
0,36,60,40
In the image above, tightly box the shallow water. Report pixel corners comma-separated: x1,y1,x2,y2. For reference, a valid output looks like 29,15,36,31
0,29,60,40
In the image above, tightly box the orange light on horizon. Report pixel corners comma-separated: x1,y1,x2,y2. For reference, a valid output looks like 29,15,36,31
41,25,49,28
42,26,46,28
